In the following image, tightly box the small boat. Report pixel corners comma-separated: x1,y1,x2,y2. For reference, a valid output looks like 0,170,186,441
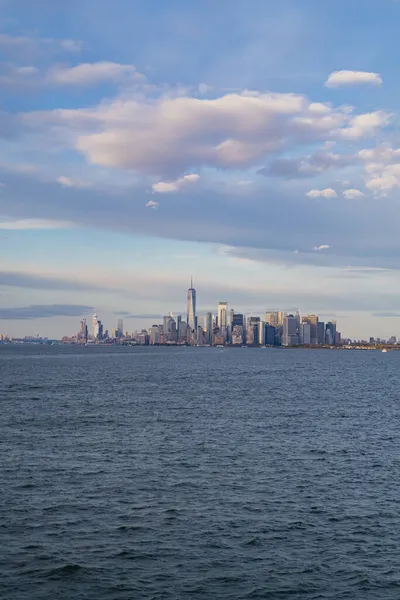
216,344,224,348
382,348,388,353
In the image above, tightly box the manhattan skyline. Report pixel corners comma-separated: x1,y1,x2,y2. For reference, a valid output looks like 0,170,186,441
2,1,400,340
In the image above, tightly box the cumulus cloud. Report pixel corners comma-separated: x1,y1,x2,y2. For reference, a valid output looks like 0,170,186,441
339,111,390,140
145,200,159,209
306,188,337,198
325,70,383,88
359,145,400,195
313,245,331,251
152,173,200,193
343,188,365,199
48,62,143,86
23,89,387,177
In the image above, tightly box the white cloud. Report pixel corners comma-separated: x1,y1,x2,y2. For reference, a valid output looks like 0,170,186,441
0,218,75,230
57,176,91,189
359,144,400,195
325,70,383,88
48,62,143,86
306,188,337,198
23,90,386,177
340,111,390,140
152,174,200,193
313,245,331,251
343,188,365,199
145,200,159,209
21,87,390,177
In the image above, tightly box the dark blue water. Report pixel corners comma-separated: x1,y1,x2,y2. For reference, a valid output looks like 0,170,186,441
1,345,400,599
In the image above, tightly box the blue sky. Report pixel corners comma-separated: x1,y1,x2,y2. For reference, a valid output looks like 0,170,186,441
1,0,400,339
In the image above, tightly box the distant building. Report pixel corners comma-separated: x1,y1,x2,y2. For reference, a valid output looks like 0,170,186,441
246,316,260,346
295,311,301,336
92,313,98,338
265,311,278,327
162,317,177,342
274,325,283,346
197,326,205,345
187,278,196,333
277,312,285,326
150,325,161,345
265,325,275,346
176,315,182,338
137,330,149,345
231,325,244,345
179,321,188,343
283,314,298,346
326,321,337,345
217,301,228,329
259,321,266,345
117,318,124,338
299,322,311,345
302,315,318,345
232,313,244,327
205,312,213,345
317,321,325,345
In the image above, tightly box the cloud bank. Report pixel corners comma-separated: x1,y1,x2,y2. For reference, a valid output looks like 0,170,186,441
0,304,93,320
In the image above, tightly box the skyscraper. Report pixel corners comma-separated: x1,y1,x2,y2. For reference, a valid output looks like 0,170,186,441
317,321,325,345
205,312,213,345
117,318,124,338
295,311,301,336
326,321,337,345
299,322,311,345
283,315,299,346
217,301,228,328
92,313,98,338
186,278,196,332
259,321,266,346
302,315,318,345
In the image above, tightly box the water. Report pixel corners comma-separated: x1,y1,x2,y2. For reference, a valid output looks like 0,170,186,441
1,345,400,599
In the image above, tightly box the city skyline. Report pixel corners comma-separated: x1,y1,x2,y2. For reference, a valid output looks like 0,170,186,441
2,279,400,346
2,1,400,339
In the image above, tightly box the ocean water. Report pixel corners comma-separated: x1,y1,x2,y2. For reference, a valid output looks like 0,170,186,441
1,345,400,599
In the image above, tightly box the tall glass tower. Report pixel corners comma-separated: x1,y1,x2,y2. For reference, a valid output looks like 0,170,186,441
187,278,196,332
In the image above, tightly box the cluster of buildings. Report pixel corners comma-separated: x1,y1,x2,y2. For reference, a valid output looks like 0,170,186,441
67,314,125,344
140,280,342,347
66,280,342,347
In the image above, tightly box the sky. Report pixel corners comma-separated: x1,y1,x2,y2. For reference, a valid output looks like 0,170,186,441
1,0,400,339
